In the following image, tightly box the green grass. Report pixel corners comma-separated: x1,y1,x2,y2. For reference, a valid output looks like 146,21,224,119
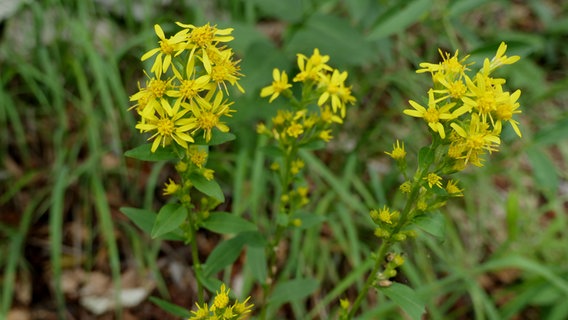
1,0,568,318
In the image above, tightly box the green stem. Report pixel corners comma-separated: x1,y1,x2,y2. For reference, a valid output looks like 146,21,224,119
259,147,298,319
186,204,205,304
347,142,438,318
259,224,286,320
347,239,391,318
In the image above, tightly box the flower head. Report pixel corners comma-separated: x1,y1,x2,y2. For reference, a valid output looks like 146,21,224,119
317,69,353,118
260,69,292,102
189,93,234,142
293,48,332,82
135,101,195,152
385,140,407,160
488,42,520,71
424,172,443,188
163,178,180,195
141,24,188,77
404,90,457,139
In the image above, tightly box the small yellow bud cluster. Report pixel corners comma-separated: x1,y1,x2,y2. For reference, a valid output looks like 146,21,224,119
370,205,417,241
189,284,253,320
376,253,405,286
282,186,310,213
130,22,243,152
162,146,216,198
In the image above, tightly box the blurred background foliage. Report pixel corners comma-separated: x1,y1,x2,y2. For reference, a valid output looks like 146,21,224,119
1,0,567,319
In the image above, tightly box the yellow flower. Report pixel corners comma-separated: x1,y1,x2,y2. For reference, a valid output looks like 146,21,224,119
213,284,230,309
320,106,343,124
404,90,458,139
319,129,333,142
189,93,234,142
385,140,406,160
167,59,214,108
494,89,522,137
433,77,468,100
189,302,210,320
424,172,443,188
270,162,280,171
416,199,428,211
290,159,305,175
449,113,501,166
379,207,393,224
286,122,304,138
176,22,234,71
209,48,245,94
130,73,175,117
317,69,350,118
340,298,350,310
372,205,398,225
462,74,501,125
445,179,463,196
293,48,332,82
399,181,411,194
141,24,188,77
416,49,470,81
260,69,292,103
233,297,254,317
392,254,405,266
135,101,195,152
488,41,520,71
163,178,180,195
202,168,215,181
188,147,208,168
179,22,234,47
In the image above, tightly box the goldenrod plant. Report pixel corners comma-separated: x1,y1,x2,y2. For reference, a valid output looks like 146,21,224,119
256,48,355,318
123,22,253,317
125,20,521,320
343,42,522,319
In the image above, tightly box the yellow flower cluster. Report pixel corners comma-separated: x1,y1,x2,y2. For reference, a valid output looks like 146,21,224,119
130,23,243,152
258,49,355,147
370,205,415,241
258,49,355,212
404,42,521,169
189,284,253,320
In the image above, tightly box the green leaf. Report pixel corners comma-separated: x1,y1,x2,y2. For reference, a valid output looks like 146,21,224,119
239,230,268,248
151,203,186,239
148,296,191,318
286,14,375,67
418,146,434,171
269,278,319,308
505,192,520,242
190,172,225,202
380,283,425,320
124,144,179,161
120,207,184,241
254,0,304,23
121,207,156,234
196,274,225,294
203,234,247,277
246,246,268,284
412,210,446,239
533,116,568,146
193,130,236,146
201,211,257,234
367,0,431,40
526,146,558,194
448,0,493,17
